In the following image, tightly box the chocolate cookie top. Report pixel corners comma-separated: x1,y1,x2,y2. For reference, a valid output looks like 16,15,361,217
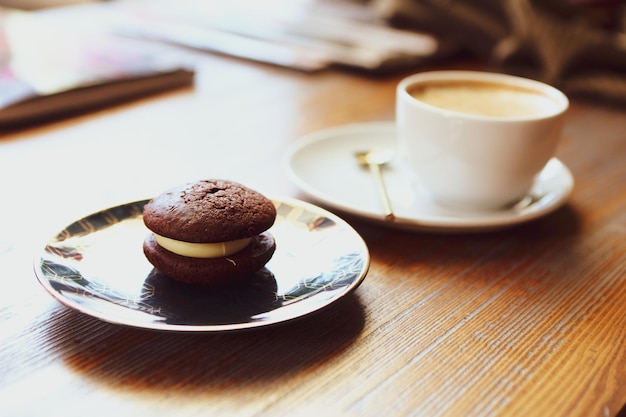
143,179,276,242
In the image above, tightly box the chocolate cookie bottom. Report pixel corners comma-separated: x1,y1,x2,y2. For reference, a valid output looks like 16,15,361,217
143,232,276,285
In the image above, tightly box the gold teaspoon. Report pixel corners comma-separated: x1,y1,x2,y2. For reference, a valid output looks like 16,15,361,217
354,148,395,222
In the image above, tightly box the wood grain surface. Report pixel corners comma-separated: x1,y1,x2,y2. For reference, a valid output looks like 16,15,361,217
0,44,625,417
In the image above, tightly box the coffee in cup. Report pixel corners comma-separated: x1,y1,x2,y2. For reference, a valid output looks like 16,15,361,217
407,80,561,118
396,71,569,211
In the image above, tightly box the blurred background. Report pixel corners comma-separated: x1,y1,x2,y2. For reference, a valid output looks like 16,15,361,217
1,0,624,127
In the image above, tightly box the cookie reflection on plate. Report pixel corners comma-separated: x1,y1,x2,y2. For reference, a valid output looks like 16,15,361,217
141,268,280,325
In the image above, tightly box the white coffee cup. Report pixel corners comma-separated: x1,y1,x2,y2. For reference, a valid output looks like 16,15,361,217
396,70,569,211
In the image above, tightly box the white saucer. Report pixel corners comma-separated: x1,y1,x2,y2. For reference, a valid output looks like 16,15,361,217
284,122,574,232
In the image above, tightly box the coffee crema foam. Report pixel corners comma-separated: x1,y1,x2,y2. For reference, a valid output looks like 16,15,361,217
408,81,558,118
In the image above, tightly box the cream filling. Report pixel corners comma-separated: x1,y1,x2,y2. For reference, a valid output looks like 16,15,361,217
154,233,251,258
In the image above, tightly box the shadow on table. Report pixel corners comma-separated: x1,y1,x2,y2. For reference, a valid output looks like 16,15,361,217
336,205,588,297
41,290,365,393
351,203,583,261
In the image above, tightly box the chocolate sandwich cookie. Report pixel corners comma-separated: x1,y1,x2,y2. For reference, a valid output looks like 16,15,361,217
142,179,277,285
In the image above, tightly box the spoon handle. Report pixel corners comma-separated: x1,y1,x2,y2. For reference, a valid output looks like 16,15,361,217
368,163,395,222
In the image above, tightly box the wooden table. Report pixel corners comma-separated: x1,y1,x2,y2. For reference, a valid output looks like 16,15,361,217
1,46,625,417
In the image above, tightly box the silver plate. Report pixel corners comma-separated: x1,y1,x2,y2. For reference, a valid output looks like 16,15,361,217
34,197,370,332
